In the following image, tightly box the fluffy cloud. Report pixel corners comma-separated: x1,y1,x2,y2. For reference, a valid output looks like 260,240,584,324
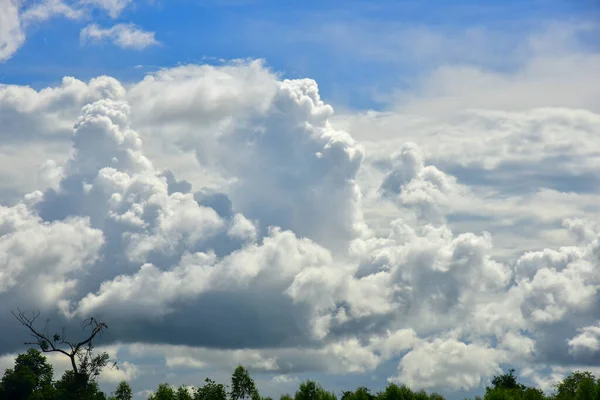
392,337,504,391
568,323,600,355
80,23,159,49
0,203,104,303
0,0,24,62
0,0,149,63
1,55,600,397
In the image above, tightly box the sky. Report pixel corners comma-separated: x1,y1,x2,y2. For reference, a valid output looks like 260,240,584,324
1,0,600,399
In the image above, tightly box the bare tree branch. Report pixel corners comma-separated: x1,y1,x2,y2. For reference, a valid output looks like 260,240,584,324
11,308,113,377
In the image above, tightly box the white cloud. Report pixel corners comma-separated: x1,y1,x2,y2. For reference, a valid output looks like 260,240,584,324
83,0,131,18
81,23,159,50
0,0,24,62
392,337,504,391
0,0,149,63
2,21,600,396
0,203,104,305
568,323,600,355
0,75,126,202
20,0,84,24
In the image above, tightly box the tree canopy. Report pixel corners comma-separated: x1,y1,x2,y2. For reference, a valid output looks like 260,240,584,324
2,322,600,400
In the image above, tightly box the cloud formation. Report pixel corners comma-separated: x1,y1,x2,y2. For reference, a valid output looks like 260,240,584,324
0,0,24,62
81,23,159,49
0,0,151,63
1,47,600,398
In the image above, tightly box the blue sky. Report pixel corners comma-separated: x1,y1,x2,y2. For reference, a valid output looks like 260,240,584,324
3,0,599,109
1,1,600,399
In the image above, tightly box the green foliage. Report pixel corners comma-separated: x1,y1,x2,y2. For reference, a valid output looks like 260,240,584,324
294,380,336,400
377,383,414,400
413,390,429,400
54,370,107,400
78,342,115,379
482,369,550,400
342,387,375,400
195,379,228,400
112,380,133,400
483,387,515,400
0,349,55,400
176,385,194,400
149,383,177,400
490,370,526,392
231,366,259,400
295,381,319,400
555,371,596,400
522,388,545,400
428,394,445,400
575,376,597,400
9,345,600,400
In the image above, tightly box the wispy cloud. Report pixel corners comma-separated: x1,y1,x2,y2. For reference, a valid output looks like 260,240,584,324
20,0,84,24
83,0,132,18
80,23,159,50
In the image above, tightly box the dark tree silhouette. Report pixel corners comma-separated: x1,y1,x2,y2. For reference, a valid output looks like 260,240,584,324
148,383,177,400
0,348,55,400
230,366,258,400
490,369,525,391
12,308,115,378
110,380,133,400
295,380,336,400
195,378,228,400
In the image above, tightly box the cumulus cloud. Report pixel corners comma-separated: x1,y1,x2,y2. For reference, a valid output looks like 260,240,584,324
0,203,104,305
568,323,600,355
392,337,504,391
80,23,159,49
1,49,600,396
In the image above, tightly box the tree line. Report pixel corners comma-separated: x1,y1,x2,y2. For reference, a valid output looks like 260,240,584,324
1,310,599,400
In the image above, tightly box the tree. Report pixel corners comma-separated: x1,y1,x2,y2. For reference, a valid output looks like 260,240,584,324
295,381,336,400
482,389,511,400
149,383,177,400
176,385,193,400
342,387,375,400
522,387,545,400
195,378,228,400
555,371,596,400
54,370,107,400
12,309,115,378
230,366,258,400
377,383,414,400
0,348,55,400
490,369,525,391
428,394,445,400
575,376,598,400
413,391,429,400
112,380,133,400
295,381,319,400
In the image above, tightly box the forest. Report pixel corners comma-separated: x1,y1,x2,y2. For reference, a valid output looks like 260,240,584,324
1,311,599,400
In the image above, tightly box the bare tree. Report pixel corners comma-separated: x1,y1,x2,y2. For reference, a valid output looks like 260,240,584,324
11,308,116,379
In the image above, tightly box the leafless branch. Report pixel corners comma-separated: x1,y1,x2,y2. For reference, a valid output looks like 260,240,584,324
11,308,112,376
